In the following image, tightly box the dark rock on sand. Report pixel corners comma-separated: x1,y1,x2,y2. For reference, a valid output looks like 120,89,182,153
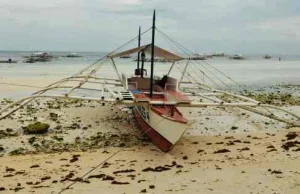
70,155,80,163
286,132,298,140
238,147,250,152
88,174,105,179
102,175,115,181
142,166,171,172
41,176,51,181
6,167,15,172
113,169,135,174
23,122,50,134
30,165,40,168
213,149,231,154
281,141,300,151
61,172,75,182
28,137,36,144
111,181,130,185
271,170,283,174
69,177,90,183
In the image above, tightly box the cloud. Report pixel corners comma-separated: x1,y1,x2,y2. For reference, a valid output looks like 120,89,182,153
0,0,300,54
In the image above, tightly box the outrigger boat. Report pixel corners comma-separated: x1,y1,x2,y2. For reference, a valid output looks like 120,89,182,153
0,11,299,152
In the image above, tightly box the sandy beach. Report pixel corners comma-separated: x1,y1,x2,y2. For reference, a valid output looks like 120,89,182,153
0,55,299,194
0,80,299,193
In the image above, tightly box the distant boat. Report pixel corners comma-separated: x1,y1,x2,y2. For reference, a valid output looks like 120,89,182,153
24,52,54,63
264,55,271,59
66,52,82,58
188,53,206,60
0,59,17,63
229,54,245,60
120,55,131,59
212,52,225,57
134,58,173,63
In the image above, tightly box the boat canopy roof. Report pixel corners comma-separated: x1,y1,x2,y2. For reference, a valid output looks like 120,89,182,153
108,44,183,61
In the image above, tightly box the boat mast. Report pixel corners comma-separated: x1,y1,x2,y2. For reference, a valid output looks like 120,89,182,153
149,10,156,98
137,26,141,70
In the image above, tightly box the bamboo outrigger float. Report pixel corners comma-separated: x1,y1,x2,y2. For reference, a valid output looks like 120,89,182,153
0,11,299,152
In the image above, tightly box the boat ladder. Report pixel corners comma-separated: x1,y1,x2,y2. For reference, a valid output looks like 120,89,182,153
119,91,135,101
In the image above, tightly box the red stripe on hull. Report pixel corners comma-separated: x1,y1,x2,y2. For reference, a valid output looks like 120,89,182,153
133,107,173,152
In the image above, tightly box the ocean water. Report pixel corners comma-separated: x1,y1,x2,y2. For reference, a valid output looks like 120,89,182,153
0,51,299,99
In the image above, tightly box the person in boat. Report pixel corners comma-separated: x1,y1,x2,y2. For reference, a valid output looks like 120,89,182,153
134,51,147,76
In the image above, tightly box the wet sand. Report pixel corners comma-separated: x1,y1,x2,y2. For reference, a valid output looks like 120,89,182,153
0,126,300,193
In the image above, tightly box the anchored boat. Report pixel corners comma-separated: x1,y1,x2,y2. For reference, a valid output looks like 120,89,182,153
0,10,299,152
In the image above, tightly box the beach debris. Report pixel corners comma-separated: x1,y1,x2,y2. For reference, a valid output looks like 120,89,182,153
102,175,115,181
267,148,277,152
231,126,238,130
70,155,80,163
140,189,147,193
285,132,298,140
12,186,24,192
3,174,14,178
69,177,90,183
226,141,235,146
111,181,130,185
41,176,51,181
293,148,300,152
15,170,26,175
142,166,171,172
113,169,135,174
6,167,15,172
30,164,39,168
281,141,300,151
213,149,230,154
88,174,105,179
61,172,75,182
149,185,155,189
0,187,5,191
23,122,50,134
269,169,283,174
182,156,188,160
238,147,250,152
28,137,36,144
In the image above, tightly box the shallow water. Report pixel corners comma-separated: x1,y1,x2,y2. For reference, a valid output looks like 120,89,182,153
0,51,299,99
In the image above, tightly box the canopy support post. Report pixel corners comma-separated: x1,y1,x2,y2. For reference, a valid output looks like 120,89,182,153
167,61,176,76
137,26,141,69
179,59,190,84
149,10,156,98
141,51,145,78
110,58,122,84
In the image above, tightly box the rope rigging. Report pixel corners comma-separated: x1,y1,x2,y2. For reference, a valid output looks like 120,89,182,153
155,28,240,88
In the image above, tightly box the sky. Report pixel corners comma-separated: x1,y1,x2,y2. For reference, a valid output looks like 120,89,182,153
0,0,299,55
